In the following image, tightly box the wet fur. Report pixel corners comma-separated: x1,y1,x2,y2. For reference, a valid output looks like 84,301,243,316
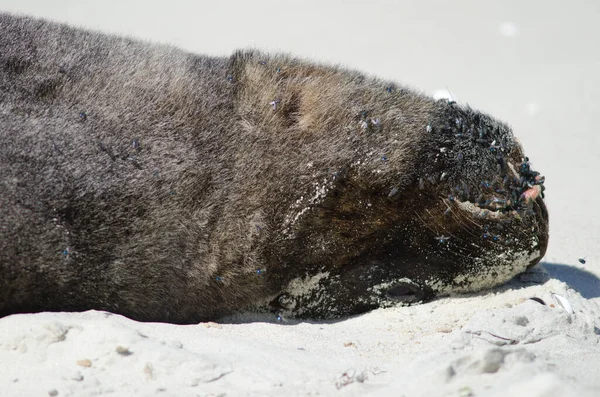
0,14,548,323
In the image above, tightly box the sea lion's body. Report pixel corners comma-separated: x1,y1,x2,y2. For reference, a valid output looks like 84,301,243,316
0,14,548,324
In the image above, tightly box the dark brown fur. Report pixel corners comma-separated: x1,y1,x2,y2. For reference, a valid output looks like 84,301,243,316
0,13,548,323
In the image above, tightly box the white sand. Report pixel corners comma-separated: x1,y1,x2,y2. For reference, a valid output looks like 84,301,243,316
1,1,599,396
2,275,598,396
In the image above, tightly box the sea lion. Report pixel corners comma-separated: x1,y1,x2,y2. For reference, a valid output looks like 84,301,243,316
0,13,548,324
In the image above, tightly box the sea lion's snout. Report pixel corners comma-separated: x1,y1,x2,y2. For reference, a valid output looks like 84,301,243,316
500,155,549,269
271,100,551,318
420,121,550,294
369,104,552,300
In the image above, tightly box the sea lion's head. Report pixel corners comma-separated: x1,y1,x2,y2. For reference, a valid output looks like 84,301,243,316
233,53,548,319
268,99,548,319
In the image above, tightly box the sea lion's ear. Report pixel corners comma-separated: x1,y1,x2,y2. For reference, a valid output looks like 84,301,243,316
229,51,350,136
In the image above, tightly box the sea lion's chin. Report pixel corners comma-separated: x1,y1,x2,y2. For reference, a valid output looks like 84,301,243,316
372,186,549,306
420,192,548,294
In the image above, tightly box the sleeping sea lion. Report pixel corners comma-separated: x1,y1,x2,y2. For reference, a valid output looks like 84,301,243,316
0,13,548,323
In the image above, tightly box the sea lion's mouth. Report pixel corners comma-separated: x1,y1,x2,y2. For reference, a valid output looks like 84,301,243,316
449,155,549,265
450,156,546,219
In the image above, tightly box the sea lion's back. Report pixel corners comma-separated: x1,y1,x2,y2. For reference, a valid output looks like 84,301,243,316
0,13,236,322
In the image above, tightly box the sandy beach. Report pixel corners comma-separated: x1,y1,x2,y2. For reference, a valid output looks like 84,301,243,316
1,1,599,396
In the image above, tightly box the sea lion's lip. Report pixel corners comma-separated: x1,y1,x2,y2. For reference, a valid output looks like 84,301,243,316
453,195,543,223
453,198,528,222
455,199,506,219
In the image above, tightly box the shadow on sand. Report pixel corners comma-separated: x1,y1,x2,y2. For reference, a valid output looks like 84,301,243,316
542,262,600,299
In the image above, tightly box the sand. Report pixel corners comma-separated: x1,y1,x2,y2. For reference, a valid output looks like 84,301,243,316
1,1,599,396
2,274,598,396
